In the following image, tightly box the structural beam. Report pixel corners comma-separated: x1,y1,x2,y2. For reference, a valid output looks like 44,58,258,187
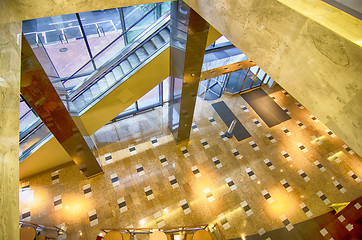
168,0,209,143
21,35,103,178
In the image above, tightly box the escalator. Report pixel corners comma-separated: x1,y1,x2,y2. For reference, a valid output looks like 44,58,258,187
70,18,171,114
19,6,222,179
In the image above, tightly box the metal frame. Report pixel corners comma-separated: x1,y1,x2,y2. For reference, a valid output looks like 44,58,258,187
118,8,128,45
239,67,250,92
76,13,97,70
65,3,164,81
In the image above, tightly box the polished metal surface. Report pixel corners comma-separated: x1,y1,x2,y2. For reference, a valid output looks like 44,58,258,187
225,119,237,138
168,0,190,137
21,35,103,178
200,59,256,81
168,1,210,143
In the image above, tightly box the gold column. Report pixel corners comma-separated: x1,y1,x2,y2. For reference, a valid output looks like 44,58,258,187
21,36,103,178
169,1,210,143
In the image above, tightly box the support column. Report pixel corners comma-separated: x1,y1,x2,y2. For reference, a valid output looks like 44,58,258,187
168,0,209,143
21,35,103,178
0,2,22,238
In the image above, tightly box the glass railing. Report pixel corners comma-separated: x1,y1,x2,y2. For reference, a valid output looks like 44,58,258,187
19,124,52,162
63,2,170,94
69,13,170,114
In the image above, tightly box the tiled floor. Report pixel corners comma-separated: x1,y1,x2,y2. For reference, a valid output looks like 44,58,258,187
19,84,362,239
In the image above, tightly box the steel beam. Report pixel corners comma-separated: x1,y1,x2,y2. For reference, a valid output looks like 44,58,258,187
21,35,103,178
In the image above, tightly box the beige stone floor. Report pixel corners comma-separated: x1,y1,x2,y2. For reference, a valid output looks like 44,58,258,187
19,84,362,239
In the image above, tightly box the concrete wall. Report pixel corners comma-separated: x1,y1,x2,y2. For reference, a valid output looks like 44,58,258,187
11,0,170,20
185,0,362,156
0,0,21,239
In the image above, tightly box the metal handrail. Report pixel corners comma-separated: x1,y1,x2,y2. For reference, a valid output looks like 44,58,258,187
19,220,66,238
97,26,105,37
76,37,169,116
58,33,68,44
69,13,170,100
65,2,164,81
20,221,64,232
209,223,226,240
101,224,209,235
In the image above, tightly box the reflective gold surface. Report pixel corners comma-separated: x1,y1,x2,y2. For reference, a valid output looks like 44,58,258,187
169,4,210,143
21,36,103,178
200,59,256,81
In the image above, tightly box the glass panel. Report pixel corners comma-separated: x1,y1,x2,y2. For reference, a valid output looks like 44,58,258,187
91,35,126,67
19,124,51,159
162,77,171,102
225,69,246,94
241,66,257,91
20,101,30,117
126,8,159,43
161,1,172,15
23,14,92,78
19,111,39,134
263,75,271,84
267,77,275,87
19,100,40,135
137,85,160,109
79,9,125,61
214,36,231,47
174,77,183,99
123,3,158,30
252,67,263,87
120,103,137,116
62,75,89,91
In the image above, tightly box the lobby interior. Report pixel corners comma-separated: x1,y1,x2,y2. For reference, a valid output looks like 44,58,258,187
1,0,362,240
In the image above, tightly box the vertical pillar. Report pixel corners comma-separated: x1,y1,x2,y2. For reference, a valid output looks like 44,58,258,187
21,36,103,178
0,1,22,239
168,0,190,137
168,0,209,143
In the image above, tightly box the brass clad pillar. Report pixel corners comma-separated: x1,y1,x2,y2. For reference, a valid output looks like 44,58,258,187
21,35,103,178
169,1,209,143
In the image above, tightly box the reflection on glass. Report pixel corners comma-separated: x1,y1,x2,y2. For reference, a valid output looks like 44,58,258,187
173,77,183,99
20,100,39,135
264,76,271,84
138,85,160,109
79,9,125,66
23,13,92,78
123,3,158,29
19,124,51,159
127,12,153,42
120,103,137,116
225,69,247,94
63,75,89,90
242,66,257,91
162,77,171,102
251,67,263,88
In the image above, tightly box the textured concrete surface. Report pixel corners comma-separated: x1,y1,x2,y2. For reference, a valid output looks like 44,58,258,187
184,0,362,157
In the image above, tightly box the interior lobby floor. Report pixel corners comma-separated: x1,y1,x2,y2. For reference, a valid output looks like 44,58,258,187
19,84,362,239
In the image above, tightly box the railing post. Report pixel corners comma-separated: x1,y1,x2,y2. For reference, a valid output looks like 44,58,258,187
225,119,237,137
